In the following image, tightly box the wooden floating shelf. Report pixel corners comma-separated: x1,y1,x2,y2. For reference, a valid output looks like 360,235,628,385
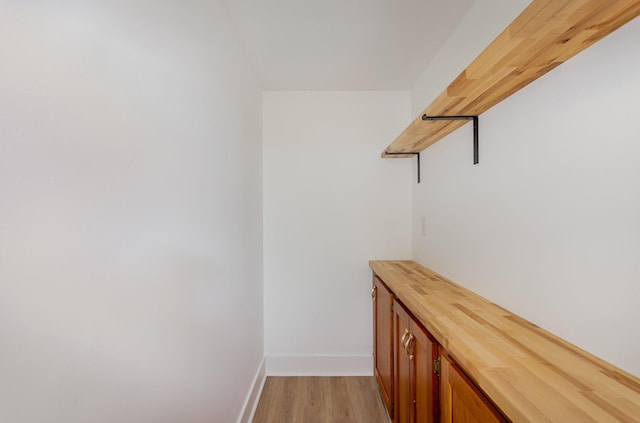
382,0,640,158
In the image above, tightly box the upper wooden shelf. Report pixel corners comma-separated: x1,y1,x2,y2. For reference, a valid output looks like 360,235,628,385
382,0,640,158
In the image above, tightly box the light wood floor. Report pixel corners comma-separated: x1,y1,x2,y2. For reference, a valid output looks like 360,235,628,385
252,376,390,423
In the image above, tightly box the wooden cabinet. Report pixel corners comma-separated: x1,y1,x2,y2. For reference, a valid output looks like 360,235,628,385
394,299,439,423
373,269,504,423
371,261,640,422
372,276,394,419
440,353,506,423
373,271,500,423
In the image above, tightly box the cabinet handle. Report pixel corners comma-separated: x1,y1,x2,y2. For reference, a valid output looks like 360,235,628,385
402,331,411,353
371,286,377,299
405,333,415,360
400,328,409,349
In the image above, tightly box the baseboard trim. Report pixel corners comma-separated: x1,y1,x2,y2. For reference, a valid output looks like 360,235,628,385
265,354,373,376
236,358,267,423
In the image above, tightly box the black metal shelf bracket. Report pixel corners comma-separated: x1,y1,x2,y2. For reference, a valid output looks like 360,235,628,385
422,115,479,164
384,151,421,183
384,115,478,184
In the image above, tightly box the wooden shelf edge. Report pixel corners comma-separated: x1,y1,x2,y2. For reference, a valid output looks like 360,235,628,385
380,151,417,159
383,0,640,157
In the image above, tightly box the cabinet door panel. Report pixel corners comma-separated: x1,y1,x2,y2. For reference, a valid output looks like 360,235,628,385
440,354,506,423
373,276,394,418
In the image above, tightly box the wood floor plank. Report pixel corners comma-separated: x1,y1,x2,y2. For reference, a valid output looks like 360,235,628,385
252,376,389,423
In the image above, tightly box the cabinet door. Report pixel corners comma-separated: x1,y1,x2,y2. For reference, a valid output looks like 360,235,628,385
373,276,394,418
440,353,506,423
394,300,439,423
411,321,438,423
394,300,412,423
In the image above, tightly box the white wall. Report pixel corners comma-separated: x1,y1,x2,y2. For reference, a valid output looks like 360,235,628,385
263,91,412,374
412,1,640,376
0,2,263,423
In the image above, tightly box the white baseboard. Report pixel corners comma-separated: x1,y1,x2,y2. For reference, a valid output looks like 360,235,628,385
265,354,373,376
236,358,267,423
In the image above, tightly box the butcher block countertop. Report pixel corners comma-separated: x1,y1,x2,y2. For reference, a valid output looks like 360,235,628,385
370,260,640,422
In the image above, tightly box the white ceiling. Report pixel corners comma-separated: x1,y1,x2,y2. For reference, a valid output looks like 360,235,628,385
222,0,475,90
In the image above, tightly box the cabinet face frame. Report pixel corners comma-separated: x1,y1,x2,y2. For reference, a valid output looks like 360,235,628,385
373,276,394,419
